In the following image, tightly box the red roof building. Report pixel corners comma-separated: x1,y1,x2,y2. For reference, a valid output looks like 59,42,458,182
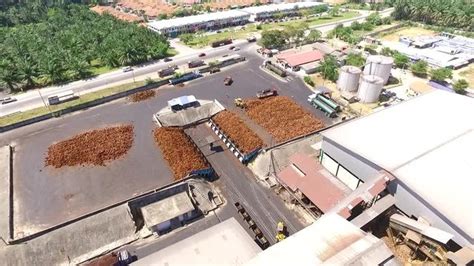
277,153,350,213
276,50,324,68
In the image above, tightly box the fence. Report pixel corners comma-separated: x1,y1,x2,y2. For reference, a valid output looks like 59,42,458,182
0,79,170,133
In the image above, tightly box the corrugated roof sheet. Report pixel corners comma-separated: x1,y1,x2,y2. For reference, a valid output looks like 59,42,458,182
246,214,395,265
278,153,349,212
276,50,324,67
322,90,474,243
148,10,249,30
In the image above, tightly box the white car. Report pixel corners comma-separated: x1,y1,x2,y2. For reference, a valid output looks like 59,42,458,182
122,66,133,72
233,47,240,51
1,97,17,105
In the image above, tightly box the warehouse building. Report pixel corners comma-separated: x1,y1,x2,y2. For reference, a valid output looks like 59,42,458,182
242,2,327,22
133,218,261,265
319,90,473,247
247,213,396,265
148,2,327,37
383,34,474,69
147,9,250,37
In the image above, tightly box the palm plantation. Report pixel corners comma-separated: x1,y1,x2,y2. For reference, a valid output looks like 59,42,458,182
392,0,473,31
0,3,169,92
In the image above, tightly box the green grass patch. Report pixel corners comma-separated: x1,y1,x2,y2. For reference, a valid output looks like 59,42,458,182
185,26,258,48
89,64,118,76
0,80,147,127
183,12,359,48
166,48,179,57
261,11,359,30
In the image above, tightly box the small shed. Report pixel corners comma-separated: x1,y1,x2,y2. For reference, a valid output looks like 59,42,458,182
140,191,196,234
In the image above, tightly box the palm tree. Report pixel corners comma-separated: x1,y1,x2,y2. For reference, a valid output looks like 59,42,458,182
0,59,20,92
17,58,38,89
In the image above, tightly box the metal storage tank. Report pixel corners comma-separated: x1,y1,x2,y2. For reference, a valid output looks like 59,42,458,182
337,66,361,92
357,75,384,103
363,55,393,84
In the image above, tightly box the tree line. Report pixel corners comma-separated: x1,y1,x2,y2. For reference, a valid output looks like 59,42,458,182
0,2,169,92
327,13,392,44
392,0,473,31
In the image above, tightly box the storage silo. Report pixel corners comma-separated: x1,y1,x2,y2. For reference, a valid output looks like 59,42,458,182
357,75,384,103
337,66,361,92
363,55,393,85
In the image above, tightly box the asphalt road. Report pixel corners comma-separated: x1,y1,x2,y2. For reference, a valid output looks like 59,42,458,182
2,45,332,242
125,123,307,259
0,8,393,117
0,39,252,117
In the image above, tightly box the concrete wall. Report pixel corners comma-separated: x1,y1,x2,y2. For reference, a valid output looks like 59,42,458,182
388,181,472,247
0,80,170,133
0,146,12,242
321,138,381,182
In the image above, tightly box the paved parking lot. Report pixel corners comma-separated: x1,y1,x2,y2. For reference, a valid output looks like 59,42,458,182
1,49,335,238
4,100,175,237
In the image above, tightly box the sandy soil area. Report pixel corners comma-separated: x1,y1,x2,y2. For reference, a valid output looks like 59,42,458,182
381,26,436,42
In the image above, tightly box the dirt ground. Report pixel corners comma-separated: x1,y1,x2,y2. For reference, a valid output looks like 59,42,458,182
456,64,474,87
207,0,271,10
380,27,437,42
309,74,373,116
117,0,177,17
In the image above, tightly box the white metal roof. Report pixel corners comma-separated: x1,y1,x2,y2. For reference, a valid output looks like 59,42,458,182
133,218,261,265
246,213,394,265
167,95,197,107
322,90,474,240
148,10,249,31
382,41,473,68
242,2,325,14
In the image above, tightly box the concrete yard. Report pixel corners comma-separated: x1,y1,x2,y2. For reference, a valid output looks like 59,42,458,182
0,204,136,265
2,100,174,238
186,123,306,244
0,47,334,247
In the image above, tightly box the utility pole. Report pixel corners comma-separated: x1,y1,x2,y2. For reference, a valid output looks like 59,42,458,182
37,89,52,114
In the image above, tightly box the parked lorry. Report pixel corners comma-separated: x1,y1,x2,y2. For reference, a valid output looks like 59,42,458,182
188,59,205,68
169,72,202,85
211,39,232,48
256,88,278,99
48,90,77,105
158,67,175,78
264,61,287,77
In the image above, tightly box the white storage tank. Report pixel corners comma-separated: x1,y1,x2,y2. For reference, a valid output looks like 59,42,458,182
358,75,384,103
363,55,393,85
337,66,361,92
